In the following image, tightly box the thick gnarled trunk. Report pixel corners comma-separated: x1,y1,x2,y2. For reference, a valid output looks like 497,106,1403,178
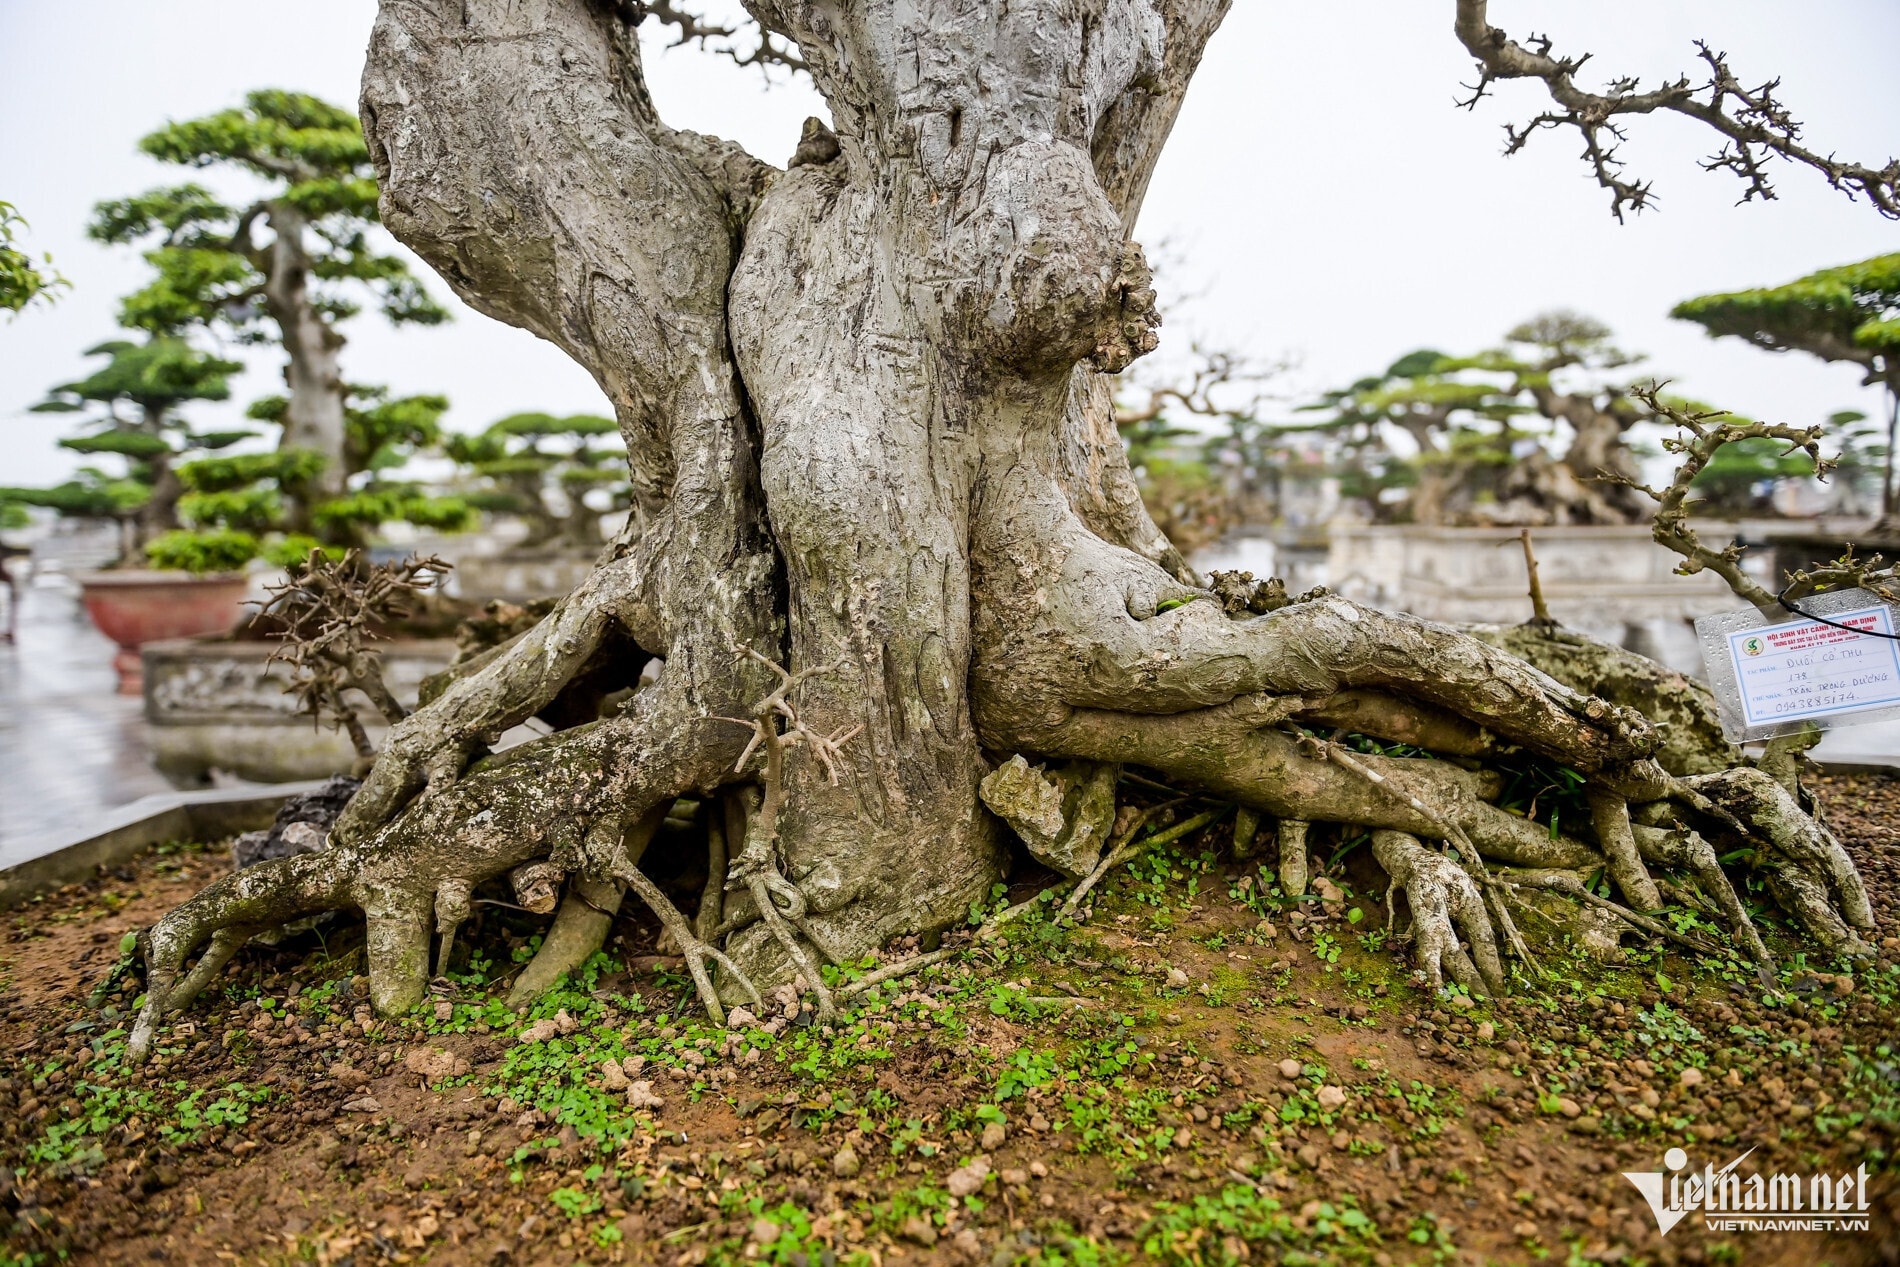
123,0,1875,1056
354,0,1230,974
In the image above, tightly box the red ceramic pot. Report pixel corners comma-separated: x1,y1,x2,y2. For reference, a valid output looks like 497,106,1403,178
78,571,250,694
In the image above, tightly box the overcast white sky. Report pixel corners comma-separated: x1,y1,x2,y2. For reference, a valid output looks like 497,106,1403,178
2,2,1896,487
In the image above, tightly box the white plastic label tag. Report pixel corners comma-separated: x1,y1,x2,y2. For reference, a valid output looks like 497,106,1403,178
1695,589,1900,743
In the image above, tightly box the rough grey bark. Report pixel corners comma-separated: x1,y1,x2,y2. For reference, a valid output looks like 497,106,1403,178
126,0,1876,1052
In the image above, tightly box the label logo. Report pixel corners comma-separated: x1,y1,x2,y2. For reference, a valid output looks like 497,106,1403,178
1623,1147,1870,1235
1741,636,1765,657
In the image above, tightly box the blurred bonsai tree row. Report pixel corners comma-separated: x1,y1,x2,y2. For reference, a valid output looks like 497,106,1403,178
1113,346,1291,553
444,412,628,550
3,338,244,554
1292,312,1662,527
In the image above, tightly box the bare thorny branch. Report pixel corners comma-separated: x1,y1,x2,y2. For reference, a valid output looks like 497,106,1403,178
1606,384,1897,611
1454,0,1900,222
256,550,452,761
612,0,806,78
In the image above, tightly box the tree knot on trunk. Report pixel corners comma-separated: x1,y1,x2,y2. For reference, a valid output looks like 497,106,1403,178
1090,241,1162,373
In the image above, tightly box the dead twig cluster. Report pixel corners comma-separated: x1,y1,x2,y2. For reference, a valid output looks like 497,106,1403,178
255,550,452,760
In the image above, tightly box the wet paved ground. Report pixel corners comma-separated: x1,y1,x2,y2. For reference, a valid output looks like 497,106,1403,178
0,577,174,866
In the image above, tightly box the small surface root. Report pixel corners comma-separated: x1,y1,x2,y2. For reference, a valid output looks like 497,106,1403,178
1372,829,1506,997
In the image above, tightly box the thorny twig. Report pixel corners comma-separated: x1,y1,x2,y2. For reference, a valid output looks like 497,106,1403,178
256,550,451,760
711,645,866,1023
1453,0,1900,221
1612,384,1897,610
620,0,806,78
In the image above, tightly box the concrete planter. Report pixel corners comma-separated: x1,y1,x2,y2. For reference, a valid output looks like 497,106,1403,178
0,782,325,907
78,571,250,694
449,548,596,603
141,635,458,786
1326,525,1741,669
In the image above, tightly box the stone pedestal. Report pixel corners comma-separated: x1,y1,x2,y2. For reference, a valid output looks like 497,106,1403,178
141,636,458,786
1326,525,1744,671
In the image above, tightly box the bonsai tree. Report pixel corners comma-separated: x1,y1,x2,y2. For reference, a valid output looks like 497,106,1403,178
1297,314,1659,526
0,200,67,315
1672,254,1900,526
0,338,246,558
444,411,629,550
168,386,475,567
89,90,448,509
128,0,1891,1050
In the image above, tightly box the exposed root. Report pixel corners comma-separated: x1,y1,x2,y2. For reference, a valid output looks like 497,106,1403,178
738,863,839,1024
508,878,626,1007
1685,767,1877,956
612,855,760,1027
364,886,434,1016
1276,819,1310,896
1585,788,1663,911
1027,704,1604,871
131,848,356,1062
1632,823,1776,982
433,877,474,979
696,798,730,942
711,648,868,1025
509,862,563,914
838,947,958,999
1231,806,1266,860
1476,875,1542,980
165,928,253,1014
507,803,670,1008
1500,868,1731,963
1371,830,1506,997
1059,800,1198,920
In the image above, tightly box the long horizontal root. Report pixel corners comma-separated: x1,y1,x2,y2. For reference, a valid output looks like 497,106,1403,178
1026,706,1604,870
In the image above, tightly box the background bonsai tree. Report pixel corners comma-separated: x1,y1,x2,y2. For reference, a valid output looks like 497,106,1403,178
1673,254,1900,527
0,199,67,316
444,411,628,550
128,0,1894,1049
0,337,246,560
1295,314,1662,526
169,385,474,568
89,89,447,510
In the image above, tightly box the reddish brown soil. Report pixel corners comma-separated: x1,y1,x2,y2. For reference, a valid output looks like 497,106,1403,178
0,773,1895,1266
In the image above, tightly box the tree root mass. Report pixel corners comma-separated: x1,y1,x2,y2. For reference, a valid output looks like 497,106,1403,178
127,0,1877,1054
